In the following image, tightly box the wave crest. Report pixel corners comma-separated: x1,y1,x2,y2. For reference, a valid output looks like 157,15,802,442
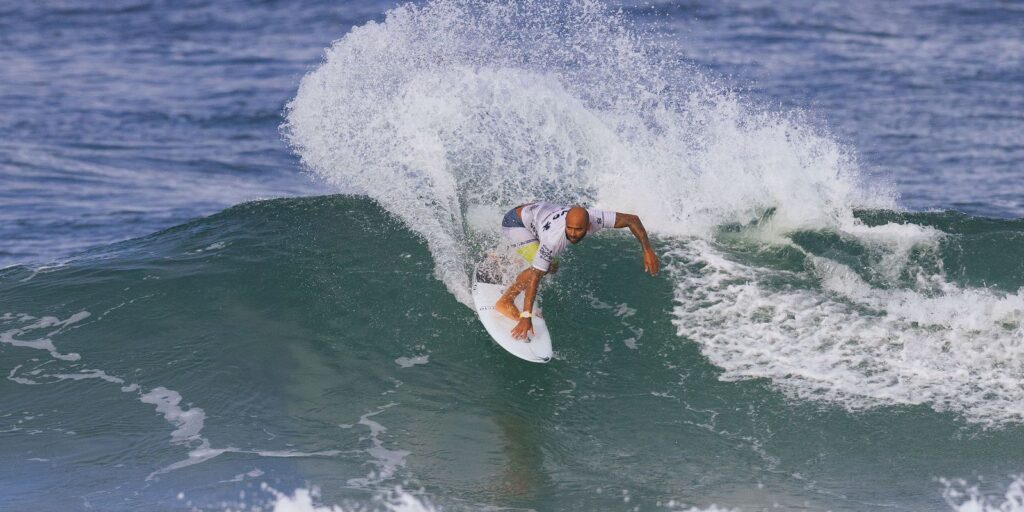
283,0,886,304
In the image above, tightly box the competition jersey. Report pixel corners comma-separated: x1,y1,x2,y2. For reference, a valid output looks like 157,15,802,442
520,203,617,272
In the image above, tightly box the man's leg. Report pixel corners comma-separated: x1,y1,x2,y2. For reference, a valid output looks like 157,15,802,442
495,268,533,321
495,218,539,321
495,242,539,320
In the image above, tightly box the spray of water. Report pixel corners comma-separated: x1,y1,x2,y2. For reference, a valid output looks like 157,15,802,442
284,0,1024,425
283,0,881,304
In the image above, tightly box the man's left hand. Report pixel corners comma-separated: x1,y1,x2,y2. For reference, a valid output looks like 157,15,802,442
643,248,659,276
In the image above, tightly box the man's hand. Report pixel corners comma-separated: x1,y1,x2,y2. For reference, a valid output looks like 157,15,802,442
643,248,659,276
613,212,658,277
511,317,535,340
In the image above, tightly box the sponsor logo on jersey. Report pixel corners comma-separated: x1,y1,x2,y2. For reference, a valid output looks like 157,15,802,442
539,245,553,261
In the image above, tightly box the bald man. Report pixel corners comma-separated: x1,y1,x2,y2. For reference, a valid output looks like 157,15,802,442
497,202,659,340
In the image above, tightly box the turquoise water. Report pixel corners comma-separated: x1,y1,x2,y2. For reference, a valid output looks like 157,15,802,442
3,196,1023,510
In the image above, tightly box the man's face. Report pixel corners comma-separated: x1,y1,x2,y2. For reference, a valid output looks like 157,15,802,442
565,217,588,244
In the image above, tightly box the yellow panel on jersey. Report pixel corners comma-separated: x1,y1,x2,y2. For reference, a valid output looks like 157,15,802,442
516,242,539,263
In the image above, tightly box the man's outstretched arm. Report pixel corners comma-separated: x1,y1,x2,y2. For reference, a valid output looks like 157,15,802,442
613,213,659,276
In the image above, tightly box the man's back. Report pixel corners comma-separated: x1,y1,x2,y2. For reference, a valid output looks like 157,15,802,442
521,203,616,269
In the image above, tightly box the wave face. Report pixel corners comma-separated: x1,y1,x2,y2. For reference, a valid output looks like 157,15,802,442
2,196,1023,511
284,0,1021,426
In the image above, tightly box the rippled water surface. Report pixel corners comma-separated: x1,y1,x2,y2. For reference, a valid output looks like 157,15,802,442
1,1,1022,511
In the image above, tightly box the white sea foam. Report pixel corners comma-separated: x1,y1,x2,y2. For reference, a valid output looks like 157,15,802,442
186,241,228,254
347,404,410,488
141,387,207,444
942,476,1024,512
263,485,436,512
395,355,430,368
7,365,39,385
52,369,125,384
0,311,89,361
680,507,740,512
222,468,264,483
17,262,68,283
668,235,1024,426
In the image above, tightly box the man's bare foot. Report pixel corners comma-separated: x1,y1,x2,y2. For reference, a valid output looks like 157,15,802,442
495,298,520,321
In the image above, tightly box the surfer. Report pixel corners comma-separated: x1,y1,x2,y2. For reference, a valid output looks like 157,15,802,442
497,203,659,339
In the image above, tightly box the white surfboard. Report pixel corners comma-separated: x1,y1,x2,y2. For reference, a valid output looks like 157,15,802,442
472,263,553,363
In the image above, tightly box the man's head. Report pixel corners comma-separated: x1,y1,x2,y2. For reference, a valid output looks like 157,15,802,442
565,206,589,244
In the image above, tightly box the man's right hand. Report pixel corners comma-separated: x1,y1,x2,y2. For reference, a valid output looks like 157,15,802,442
511,317,535,340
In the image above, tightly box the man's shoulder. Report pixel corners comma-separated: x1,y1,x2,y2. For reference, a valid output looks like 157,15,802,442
587,208,616,230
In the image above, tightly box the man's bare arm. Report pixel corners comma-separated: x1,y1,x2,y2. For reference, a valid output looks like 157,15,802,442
511,267,545,339
522,268,544,315
613,213,659,276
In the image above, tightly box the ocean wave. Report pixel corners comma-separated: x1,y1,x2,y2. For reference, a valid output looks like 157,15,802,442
284,0,888,305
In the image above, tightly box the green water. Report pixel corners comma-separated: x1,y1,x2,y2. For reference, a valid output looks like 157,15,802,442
1,195,1022,511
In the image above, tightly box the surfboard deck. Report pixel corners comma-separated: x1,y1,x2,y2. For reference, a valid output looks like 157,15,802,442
472,263,553,363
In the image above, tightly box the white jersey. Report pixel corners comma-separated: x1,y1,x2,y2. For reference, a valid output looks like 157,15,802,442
520,203,617,272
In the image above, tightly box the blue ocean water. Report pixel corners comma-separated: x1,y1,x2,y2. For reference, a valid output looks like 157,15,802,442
0,0,389,266
3,1,1022,268
1,1,1023,511
663,0,1024,216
